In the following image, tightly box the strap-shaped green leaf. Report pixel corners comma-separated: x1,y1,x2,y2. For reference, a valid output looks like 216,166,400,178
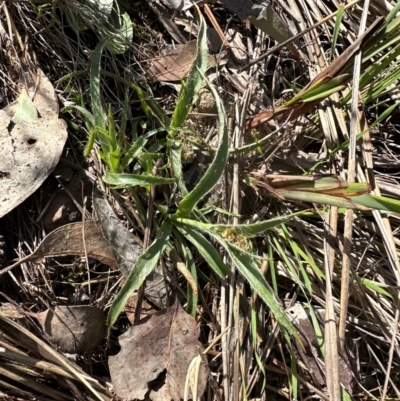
103,172,175,187
174,223,230,278
221,240,300,342
90,37,108,130
106,221,172,331
175,77,228,216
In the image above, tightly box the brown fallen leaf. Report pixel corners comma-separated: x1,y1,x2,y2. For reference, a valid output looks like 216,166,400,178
35,306,106,353
125,293,158,325
148,41,201,82
0,221,117,276
92,187,142,278
109,300,208,401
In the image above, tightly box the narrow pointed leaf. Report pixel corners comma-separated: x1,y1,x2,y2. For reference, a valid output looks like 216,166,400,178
278,190,368,209
330,5,345,62
174,224,230,278
90,37,108,130
169,11,208,132
121,136,148,169
211,211,305,237
103,172,175,187
222,240,301,342
350,194,400,213
175,77,228,216
107,221,172,330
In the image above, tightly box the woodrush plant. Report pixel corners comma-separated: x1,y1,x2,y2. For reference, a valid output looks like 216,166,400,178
79,4,400,381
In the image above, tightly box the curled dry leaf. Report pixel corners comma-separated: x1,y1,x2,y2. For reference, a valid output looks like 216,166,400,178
160,0,200,11
35,306,106,353
109,300,208,401
0,69,67,218
0,221,117,277
29,221,117,267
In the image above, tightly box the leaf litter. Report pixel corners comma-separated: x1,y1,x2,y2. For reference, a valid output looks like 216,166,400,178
34,305,106,353
0,68,68,218
0,221,117,276
109,300,208,401
1,1,400,400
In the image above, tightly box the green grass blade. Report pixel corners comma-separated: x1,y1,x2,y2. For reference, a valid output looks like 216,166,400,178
121,136,148,169
175,78,228,217
63,105,95,129
267,239,278,293
271,234,304,291
169,139,189,197
277,190,364,209
119,88,130,142
174,223,231,278
223,241,300,342
387,1,400,25
210,210,309,237
107,104,117,151
103,172,176,186
360,278,392,298
175,231,198,316
106,221,172,330
350,194,400,213
302,74,348,100
302,84,346,102
290,352,299,400
85,129,96,157
329,5,345,63
280,225,313,294
90,37,108,130
251,304,266,391
169,11,208,132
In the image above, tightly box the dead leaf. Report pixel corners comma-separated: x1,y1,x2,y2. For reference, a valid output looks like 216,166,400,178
149,2,188,44
0,303,25,321
92,187,142,277
0,117,67,218
0,221,117,276
148,41,198,82
35,306,106,353
0,69,67,218
32,221,117,266
245,17,385,129
109,300,208,401
125,294,157,324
